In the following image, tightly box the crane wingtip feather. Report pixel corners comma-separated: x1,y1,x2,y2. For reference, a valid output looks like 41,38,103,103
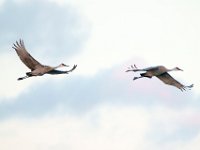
188,84,194,88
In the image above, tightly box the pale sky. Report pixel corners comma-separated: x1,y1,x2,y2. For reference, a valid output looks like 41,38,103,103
0,0,200,150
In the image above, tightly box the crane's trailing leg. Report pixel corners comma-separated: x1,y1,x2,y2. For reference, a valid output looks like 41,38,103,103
133,76,144,80
18,75,29,80
133,75,152,81
18,72,33,80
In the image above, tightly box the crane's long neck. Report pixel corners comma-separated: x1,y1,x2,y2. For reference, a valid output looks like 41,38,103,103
53,64,62,70
168,67,179,72
168,68,174,72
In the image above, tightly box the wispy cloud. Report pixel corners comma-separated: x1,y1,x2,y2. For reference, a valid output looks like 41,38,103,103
0,104,200,150
0,0,88,57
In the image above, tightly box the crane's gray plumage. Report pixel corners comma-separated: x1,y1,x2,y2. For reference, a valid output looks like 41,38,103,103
13,39,77,80
126,64,193,91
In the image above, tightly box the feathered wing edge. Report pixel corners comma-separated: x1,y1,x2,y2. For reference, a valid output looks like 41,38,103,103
47,65,77,75
156,72,193,91
125,64,159,72
12,39,43,70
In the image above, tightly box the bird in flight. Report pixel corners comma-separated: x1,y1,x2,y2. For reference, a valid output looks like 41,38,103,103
126,64,193,91
12,39,77,80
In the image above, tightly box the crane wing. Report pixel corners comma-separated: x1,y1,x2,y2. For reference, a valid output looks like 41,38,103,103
47,65,77,75
156,72,187,91
12,39,43,70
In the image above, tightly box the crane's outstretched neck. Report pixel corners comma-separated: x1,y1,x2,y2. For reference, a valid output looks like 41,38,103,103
54,65,61,70
168,67,183,72
54,63,68,70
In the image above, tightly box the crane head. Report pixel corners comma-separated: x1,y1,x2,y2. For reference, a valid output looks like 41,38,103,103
175,67,183,71
60,63,69,67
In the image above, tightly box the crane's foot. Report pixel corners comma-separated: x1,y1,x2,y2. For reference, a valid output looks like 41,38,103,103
18,77,24,80
133,76,143,80
17,75,29,81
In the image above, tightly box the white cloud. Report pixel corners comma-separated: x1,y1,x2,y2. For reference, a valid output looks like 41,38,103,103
0,107,148,150
0,53,35,100
182,134,200,150
0,105,149,150
0,0,5,3
0,104,200,150
0,0,4,6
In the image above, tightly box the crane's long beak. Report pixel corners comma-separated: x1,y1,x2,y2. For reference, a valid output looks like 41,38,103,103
179,68,183,71
176,67,183,71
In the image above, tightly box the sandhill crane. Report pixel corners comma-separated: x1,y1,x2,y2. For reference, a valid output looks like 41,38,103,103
126,64,193,91
12,39,77,80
